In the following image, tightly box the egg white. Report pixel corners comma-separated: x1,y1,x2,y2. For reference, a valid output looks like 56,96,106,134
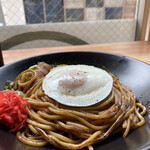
42,65,113,107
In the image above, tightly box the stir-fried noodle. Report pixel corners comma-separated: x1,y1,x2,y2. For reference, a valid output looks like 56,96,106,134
11,62,146,150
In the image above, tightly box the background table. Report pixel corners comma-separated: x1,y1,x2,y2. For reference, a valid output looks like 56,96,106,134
2,41,150,65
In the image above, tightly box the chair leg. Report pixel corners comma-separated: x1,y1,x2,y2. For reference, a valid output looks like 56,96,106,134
0,45,4,67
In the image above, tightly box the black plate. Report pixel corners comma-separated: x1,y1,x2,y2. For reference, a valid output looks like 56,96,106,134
0,51,150,150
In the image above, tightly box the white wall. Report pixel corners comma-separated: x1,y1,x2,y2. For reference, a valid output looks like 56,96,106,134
1,0,26,26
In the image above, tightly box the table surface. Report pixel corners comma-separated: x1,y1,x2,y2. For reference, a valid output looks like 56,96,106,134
2,41,150,65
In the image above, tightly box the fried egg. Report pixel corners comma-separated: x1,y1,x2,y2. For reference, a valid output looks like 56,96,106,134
42,65,113,107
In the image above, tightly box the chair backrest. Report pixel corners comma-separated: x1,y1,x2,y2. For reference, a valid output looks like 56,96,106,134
141,0,150,40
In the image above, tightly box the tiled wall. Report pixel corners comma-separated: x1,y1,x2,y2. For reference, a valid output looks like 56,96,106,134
64,0,137,22
23,0,137,24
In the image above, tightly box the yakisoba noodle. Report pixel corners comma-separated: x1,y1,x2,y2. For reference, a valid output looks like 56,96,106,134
11,62,146,150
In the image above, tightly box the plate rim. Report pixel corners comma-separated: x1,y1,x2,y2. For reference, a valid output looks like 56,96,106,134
1,51,150,70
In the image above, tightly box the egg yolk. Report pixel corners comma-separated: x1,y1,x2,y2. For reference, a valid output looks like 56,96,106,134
58,71,87,90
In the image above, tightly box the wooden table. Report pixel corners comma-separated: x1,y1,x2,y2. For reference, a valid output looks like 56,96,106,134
2,41,150,65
